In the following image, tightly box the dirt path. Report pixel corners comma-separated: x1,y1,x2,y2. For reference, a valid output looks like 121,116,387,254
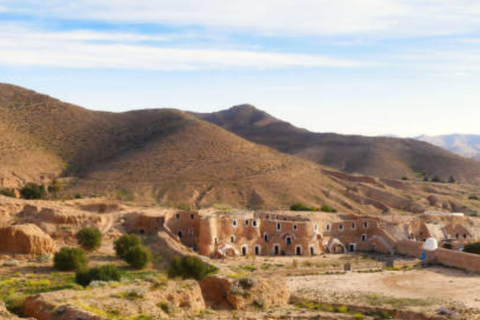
287,267,480,309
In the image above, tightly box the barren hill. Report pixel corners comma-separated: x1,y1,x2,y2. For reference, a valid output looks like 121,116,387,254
3,84,480,214
194,105,480,183
417,134,480,160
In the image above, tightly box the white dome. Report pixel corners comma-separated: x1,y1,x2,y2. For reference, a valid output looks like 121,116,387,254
423,238,438,251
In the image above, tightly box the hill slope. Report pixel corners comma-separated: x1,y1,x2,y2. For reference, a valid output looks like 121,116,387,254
417,134,480,160
3,84,480,214
194,105,480,183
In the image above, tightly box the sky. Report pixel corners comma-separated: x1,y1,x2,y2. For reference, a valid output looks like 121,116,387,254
1,1,480,136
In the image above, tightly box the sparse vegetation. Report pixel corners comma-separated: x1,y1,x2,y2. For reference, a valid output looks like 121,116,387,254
20,183,46,200
75,264,121,287
320,204,337,213
76,227,102,251
463,242,480,255
290,203,318,211
168,255,218,280
0,189,16,198
53,247,88,271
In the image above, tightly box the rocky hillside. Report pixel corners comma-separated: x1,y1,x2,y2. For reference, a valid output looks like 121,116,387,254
3,84,480,214
194,105,480,183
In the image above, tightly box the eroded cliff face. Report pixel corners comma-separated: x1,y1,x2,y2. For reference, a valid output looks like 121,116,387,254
0,224,55,255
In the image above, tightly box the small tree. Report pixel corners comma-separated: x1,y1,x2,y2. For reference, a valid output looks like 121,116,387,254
76,227,102,251
48,179,62,198
114,234,141,259
168,255,218,280
20,183,46,200
125,245,152,269
75,264,121,287
54,247,88,271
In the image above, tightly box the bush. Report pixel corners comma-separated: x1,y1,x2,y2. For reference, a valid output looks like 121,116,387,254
469,195,480,201
115,234,142,259
54,247,88,271
20,183,46,200
320,205,337,213
0,189,16,198
75,264,121,287
168,255,219,280
290,203,318,212
463,242,480,255
125,245,152,269
76,227,102,251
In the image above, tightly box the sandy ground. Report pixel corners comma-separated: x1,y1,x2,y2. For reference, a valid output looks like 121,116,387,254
288,267,480,310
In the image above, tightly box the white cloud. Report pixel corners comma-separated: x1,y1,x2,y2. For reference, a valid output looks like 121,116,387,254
0,25,375,70
3,0,480,37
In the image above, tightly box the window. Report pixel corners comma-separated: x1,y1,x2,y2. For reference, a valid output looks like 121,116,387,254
214,237,218,245
363,221,369,229
254,245,261,255
464,234,467,239
314,225,318,232
233,220,238,227
310,246,315,255
361,234,367,242
252,220,258,227
339,224,344,231
295,246,302,256
178,231,183,238
176,213,180,220
351,222,356,229
277,223,281,231
274,245,280,255
242,246,247,256
230,236,235,243
293,224,298,231
264,233,269,242
245,220,249,226
286,237,292,245
349,243,356,252
190,214,195,220
326,224,331,231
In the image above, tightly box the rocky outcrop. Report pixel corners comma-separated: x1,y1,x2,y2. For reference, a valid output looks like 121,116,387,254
0,224,55,255
0,301,25,320
200,276,290,310
23,295,105,320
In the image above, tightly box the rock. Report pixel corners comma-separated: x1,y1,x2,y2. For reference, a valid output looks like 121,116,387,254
0,224,55,255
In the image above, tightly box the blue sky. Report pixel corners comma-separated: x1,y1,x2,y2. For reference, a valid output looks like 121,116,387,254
1,1,480,136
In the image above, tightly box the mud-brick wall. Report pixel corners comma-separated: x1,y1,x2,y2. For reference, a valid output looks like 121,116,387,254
396,240,424,258
431,248,480,273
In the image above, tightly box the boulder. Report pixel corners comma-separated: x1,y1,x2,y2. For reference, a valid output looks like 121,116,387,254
0,224,55,255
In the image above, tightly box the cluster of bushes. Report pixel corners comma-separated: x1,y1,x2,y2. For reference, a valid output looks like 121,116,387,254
75,264,121,287
320,205,337,213
168,255,218,280
290,203,337,213
114,234,152,269
463,242,480,255
20,183,47,200
76,227,102,251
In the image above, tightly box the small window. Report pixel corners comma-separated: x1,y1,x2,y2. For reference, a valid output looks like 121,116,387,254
351,222,356,229
314,225,318,232
274,245,280,255
190,214,195,220
310,246,315,255
178,231,183,238
363,221,369,229
245,220,249,226
230,236,235,243
233,220,238,227
295,246,302,256
361,234,367,242
252,220,258,227
277,223,281,231
264,233,269,242
326,224,331,231
254,245,261,255
339,224,344,231
286,237,292,245
176,213,180,220
242,246,247,256
214,237,218,244
293,224,298,231
464,234,467,239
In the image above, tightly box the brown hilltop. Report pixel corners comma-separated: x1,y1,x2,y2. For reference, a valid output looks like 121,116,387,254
194,104,480,183
2,84,480,214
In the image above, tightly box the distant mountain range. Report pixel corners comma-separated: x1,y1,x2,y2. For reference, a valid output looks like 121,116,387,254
416,134,480,161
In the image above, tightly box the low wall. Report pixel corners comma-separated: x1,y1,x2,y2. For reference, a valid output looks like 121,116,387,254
431,248,480,273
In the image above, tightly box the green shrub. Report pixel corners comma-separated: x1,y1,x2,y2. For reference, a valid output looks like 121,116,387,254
320,205,337,213
54,247,88,271
168,255,218,280
75,264,121,287
290,203,318,212
20,183,46,200
158,301,173,314
76,227,102,251
335,305,349,313
125,245,152,269
115,234,142,259
0,189,16,198
463,242,480,255
469,195,480,201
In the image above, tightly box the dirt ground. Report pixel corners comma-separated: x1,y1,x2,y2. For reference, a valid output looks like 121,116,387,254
288,266,480,316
